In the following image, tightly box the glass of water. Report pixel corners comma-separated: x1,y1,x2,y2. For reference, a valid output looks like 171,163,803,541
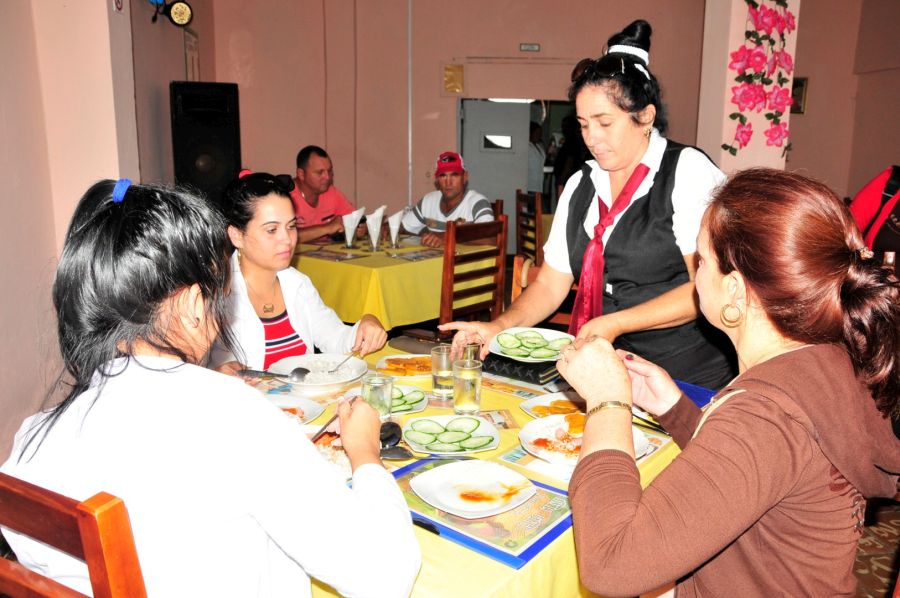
360,373,393,421
431,344,453,401
452,359,482,415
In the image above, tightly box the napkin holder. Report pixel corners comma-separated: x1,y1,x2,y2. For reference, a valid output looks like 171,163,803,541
482,353,559,385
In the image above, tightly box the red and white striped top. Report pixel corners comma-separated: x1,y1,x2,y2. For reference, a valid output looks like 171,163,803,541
261,311,308,369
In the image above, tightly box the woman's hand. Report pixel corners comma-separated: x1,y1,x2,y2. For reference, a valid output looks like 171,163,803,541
557,337,632,410
353,314,387,356
438,320,504,360
335,398,382,471
576,313,624,343
216,360,261,387
617,350,681,417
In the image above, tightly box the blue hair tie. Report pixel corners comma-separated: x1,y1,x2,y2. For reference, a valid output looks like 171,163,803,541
112,178,132,204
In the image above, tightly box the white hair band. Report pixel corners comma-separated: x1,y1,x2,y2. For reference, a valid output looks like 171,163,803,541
606,44,650,66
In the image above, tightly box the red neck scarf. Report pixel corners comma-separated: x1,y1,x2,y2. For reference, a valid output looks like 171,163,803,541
569,164,651,335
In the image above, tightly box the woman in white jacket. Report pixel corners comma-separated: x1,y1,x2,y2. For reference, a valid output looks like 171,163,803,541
212,171,386,373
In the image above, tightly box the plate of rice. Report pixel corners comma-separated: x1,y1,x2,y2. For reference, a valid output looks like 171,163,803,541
270,354,368,396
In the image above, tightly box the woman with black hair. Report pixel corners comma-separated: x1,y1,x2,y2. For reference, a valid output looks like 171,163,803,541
210,171,386,375
1,179,420,596
443,20,737,389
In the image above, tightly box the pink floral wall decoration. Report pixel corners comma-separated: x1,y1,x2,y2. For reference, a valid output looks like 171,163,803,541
722,0,797,157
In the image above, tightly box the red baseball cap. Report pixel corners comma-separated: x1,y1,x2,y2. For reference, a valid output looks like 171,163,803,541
434,151,465,176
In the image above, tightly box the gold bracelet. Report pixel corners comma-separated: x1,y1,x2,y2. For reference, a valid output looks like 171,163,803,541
586,401,632,419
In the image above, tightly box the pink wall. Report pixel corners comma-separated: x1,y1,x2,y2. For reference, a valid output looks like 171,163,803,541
211,0,706,212
787,0,861,198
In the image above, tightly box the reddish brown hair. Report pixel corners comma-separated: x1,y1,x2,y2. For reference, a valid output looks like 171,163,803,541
706,168,899,416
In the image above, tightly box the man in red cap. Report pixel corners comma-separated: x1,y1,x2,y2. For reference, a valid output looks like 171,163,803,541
401,151,493,247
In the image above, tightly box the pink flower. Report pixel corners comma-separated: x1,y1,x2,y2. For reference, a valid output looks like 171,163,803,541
747,46,768,72
784,10,796,33
776,50,794,74
734,122,753,149
729,45,751,73
764,122,790,147
767,86,793,112
774,12,787,34
749,5,778,35
731,83,767,112
766,52,777,76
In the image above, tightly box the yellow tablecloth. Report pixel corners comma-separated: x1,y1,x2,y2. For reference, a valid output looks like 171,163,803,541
293,243,495,330
308,346,679,598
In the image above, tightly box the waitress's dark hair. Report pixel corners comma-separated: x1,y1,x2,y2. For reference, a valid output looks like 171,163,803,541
568,19,668,136
21,180,236,458
705,168,900,417
220,171,295,244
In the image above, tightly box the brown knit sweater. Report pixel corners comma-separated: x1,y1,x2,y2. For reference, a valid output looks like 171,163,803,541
569,344,900,597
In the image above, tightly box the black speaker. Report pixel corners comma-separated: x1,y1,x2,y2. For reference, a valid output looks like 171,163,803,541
170,81,241,204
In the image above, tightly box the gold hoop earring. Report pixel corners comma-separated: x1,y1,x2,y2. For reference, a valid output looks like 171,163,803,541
644,127,652,139
720,303,744,327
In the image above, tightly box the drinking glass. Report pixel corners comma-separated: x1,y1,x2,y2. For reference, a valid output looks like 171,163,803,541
452,359,482,415
430,345,453,401
462,343,481,361
343,224,357,250
361,373,393,421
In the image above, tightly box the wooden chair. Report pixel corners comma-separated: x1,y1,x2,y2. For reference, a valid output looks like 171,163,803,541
515,189,544,266
439,216,508,327
492,199,504,218
0,472,146,598
511,254,571,327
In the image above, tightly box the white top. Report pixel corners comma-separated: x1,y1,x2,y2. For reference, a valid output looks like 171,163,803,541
208,254,359,369
543,130,725,274
1,357,421,597
527,142,546,193
401,189,494,234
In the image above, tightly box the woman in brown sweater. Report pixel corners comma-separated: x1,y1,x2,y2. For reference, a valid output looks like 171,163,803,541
558,168,900,597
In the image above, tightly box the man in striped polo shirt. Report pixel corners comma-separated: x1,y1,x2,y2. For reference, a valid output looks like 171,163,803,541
401,151,494,248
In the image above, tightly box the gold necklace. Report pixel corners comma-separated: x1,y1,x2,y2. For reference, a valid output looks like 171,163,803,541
245,276,278,314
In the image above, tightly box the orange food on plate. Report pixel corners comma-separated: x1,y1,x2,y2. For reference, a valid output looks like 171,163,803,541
280,407,305,419
532,399,582,417
458,483,529,504
565,413,586,435
377,356,432,376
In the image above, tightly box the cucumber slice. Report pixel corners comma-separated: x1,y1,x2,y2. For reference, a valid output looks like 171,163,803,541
548,337,573,350
496,333,521,349
520,337,548,349
529,347,560,359
410,419,446,434
436,431,470,443
426,441,464,452
446,417,480,434
391,403,413,413
404,389,425,402
501,347,531,358
391,397,408,407
404,430,436,446
459,436,493,449
515,330,544,340
391,387,403,399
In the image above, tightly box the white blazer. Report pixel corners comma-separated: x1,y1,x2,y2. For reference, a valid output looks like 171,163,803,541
209,253,359,369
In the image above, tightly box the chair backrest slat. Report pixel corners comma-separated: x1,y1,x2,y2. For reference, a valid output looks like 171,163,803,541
440,216,507,325
515,190,544,266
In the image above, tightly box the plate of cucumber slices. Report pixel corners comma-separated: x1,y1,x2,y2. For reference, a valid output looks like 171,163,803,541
402,415,500,455
343,384,429,415
490,327,575,363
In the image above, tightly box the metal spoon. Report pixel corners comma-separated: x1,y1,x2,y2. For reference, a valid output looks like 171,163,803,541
237,367,310,383
328,351,360,374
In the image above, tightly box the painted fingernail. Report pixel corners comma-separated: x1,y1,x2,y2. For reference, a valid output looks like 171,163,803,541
625,353,635,360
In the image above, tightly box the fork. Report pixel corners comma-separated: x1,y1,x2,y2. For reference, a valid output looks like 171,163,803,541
328,351,360,374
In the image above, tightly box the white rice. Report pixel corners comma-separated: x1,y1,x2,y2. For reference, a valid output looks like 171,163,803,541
300,358,357,384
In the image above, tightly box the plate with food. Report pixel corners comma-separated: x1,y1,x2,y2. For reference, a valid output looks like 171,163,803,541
409,460,536,519
519,392,585,419
268,396,325,424
300,425,352,481
270,354,367,396
342,384,429,415
519,413,652,467
489,327,574,363
402,415,500,455
376,354,432,379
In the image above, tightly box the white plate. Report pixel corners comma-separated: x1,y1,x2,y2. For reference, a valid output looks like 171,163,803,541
519,414,652,467
268,396,325,424
409,460,536,519
489,327,575,363
375,354,432,380
342,384,429,416
270,354,367,396
402,415,501,455
519,391,585,418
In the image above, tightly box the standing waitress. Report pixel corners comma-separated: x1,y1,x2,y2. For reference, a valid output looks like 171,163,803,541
442,20,736,389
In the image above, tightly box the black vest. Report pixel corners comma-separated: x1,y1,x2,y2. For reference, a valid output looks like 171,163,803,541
566,142,736,389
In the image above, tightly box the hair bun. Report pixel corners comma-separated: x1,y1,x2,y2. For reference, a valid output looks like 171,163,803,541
607,19,652,55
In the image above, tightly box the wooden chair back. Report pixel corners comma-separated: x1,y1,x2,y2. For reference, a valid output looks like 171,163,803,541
440,216,508,326
0,472,146,598
515,189,544,266
510,255,571,327
492,199,504,218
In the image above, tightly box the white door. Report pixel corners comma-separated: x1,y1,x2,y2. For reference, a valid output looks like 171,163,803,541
460,99,530,254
